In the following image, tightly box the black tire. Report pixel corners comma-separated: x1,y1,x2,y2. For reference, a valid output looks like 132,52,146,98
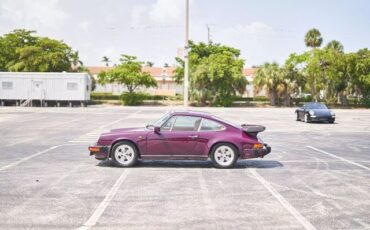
210,143,238,169
111,141,138,167
304,114,310,123
328,119,335,124
296,112,300,121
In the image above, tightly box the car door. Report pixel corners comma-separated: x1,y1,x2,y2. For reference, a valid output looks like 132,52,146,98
146,115,202,158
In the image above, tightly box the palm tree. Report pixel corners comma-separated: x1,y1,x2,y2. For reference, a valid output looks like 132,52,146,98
101,56,111,67
253,62,284,106
145,61,154,67
305,28,323,102
304,28,323,49
325,40,344,53
70,51,83,71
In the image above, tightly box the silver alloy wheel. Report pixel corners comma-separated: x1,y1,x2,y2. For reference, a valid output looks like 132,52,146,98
214,145,235,167
114,144,135,166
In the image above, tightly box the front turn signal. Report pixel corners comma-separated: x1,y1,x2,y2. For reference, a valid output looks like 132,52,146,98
88,147,100,152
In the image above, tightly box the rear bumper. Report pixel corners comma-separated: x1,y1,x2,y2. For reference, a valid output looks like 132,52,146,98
88,145,109,160
242,144,271,159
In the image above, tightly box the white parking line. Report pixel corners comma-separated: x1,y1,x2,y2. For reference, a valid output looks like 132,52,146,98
306,146,370,171
248,169,317,230
77,169,131,230
69,110,142,143
0,145,63,171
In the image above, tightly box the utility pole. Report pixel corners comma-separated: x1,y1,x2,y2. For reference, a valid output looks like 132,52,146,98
184,0,189,107
206,24,211,44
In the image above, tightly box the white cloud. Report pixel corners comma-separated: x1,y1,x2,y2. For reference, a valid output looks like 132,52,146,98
131,0,185,27
0,0,68,30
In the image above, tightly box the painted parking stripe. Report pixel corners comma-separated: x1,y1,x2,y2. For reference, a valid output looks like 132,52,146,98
248,169,317,230
0,145,63,171
307,146,370,171
76,169,131,230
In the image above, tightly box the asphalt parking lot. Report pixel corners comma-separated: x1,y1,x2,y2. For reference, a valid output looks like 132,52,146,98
0,106,369,229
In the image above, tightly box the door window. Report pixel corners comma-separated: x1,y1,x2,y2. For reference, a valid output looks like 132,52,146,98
172,116,201,131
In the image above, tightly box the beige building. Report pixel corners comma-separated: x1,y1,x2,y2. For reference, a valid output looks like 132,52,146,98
88,66,263,97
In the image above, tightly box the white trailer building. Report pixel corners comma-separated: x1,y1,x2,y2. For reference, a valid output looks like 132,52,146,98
0,72,92,106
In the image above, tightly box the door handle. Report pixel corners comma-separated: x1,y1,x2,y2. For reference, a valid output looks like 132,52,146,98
188,135,198,139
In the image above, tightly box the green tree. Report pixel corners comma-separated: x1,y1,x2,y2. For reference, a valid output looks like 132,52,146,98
253,62,284,106
101,56,111,67
0,29,78,72
174,41,247,106
98,55,157,93
304,28,323,49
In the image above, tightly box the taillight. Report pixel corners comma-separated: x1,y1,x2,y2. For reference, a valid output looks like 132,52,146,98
253,143,263,149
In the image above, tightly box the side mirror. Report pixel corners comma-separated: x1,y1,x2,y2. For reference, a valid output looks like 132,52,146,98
154,126,161,133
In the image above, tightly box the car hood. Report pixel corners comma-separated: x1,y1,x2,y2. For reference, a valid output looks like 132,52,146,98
110,127,147,133
311,109,332,116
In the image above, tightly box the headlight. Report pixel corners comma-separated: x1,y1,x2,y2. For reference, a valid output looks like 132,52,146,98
309,110,315,116
330,111,335,116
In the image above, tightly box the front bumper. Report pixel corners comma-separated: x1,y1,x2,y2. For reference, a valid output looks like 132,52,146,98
309,115,335,122
88,145,109,160
242,144,271,159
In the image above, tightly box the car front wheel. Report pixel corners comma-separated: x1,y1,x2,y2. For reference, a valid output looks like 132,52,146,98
111,141,138,167
210,143,238,169
304,114,310,123
296,113,300,121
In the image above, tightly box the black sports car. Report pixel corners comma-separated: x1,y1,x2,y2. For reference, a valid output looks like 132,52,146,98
295,102,335,123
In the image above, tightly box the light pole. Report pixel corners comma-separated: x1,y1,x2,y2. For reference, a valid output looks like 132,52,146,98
184,0,189,107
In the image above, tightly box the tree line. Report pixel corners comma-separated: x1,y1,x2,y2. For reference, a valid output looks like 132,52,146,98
254,28,370,106
0,29,85,72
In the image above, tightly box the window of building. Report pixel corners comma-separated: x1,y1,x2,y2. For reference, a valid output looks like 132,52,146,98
2,81,13,90
200,119,225,131
67,82,78,90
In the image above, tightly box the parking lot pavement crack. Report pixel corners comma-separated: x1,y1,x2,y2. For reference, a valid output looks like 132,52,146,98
248,169,317,230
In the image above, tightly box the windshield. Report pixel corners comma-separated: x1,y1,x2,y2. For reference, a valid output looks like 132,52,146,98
150,112,171,127
306,103,328,109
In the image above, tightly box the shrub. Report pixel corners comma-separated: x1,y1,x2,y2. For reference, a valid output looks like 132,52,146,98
91,92,120,100
120,92,147,105
360,98,370,108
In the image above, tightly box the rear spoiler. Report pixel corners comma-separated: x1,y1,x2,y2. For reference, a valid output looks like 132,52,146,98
241,124,266,137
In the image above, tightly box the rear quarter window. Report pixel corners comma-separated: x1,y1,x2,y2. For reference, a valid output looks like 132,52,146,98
200,119,225,131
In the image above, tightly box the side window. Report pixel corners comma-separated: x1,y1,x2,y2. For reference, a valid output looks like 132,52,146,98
2,81,13,90
161,116,176,131
67,82,78,90
172,116,201,131
200,119,225,131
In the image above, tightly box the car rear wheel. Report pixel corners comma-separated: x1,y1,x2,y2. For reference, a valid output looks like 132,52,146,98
210,143,238,169
304,114,310,123
111,141,138,167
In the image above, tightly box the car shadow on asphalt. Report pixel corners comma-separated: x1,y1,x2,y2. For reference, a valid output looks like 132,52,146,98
97,159,283,169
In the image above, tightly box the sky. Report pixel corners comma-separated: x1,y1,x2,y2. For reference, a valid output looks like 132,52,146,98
0,0,369,68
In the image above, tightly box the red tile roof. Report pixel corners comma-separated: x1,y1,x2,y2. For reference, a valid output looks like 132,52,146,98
87,66,256,78
242,68,256,76
87,66,176,77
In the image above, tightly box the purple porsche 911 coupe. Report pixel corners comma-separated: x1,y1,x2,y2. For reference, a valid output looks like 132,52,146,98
89,111,271,168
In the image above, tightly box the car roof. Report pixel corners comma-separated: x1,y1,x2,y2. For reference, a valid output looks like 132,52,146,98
169,110,213,119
